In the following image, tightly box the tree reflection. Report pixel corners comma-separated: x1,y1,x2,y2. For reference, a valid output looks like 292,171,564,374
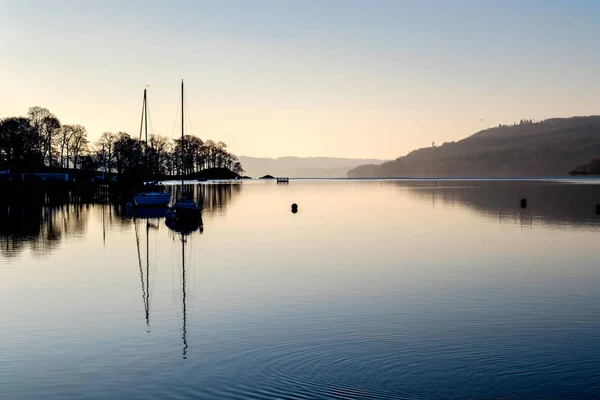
0,183,241,259
166,183,241,213
406,180,600,229
0,204,89,258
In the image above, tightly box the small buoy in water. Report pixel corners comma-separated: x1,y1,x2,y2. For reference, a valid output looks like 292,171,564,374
520,198,527,209
596,204,600,215
291,203,298,213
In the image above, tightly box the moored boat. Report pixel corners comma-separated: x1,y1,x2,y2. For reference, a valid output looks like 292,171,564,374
133,88,171,207
165,80,202,227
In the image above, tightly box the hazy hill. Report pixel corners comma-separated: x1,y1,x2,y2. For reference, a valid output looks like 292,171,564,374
239,156,386,178
348,116,600,178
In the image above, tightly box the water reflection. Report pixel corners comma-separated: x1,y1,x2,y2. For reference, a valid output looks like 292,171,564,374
0,183,239,260
131,202,206,359
134,217,158,330
4,180,600,261
4,180,600,399
406,180,600,229
166,183,241,213
166,218,203,359
0,204,91,259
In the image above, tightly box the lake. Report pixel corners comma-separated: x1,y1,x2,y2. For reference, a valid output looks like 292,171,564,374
2,179,600,399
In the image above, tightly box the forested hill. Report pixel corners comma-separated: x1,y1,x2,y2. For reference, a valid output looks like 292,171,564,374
347,116,600,178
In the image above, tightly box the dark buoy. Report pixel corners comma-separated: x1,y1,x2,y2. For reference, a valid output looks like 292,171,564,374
596,204,600,215
291,203,298,214
520,198,527,209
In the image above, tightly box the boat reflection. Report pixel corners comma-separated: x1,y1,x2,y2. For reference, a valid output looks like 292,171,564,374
166,216,202,359
133,215,159,331
165,216,204,235
133,206,169,220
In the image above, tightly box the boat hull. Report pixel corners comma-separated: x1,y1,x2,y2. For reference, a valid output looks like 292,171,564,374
134,192,171,207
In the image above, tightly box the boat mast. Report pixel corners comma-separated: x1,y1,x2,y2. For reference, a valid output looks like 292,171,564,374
144,89,149,184
181,80,185,193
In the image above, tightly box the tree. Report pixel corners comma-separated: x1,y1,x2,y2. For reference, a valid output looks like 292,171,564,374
96,132,116,173
0,117,43,170
173,135,203,175
203,139,216,169
232,161,244,175
66,125,88,169
57,125,75,168
2,105,246,177
215,141,227,168
28,107,61,166
148,134,171,177
113,132,144,176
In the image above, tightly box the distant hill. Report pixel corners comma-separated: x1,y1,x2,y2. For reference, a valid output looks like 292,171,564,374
347,116,600,178
239,156,386,178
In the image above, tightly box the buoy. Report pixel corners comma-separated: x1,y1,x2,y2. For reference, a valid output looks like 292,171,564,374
520,198,527,209
291,203,298,214
292,203,298,208
596,204,600,215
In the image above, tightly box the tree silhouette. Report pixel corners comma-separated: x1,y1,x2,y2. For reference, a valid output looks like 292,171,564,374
28,107,61,167
0,117,43,171
1,106,245,177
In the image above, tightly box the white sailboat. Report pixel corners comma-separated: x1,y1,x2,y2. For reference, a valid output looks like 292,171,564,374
165,80,202,226
134,88,171,207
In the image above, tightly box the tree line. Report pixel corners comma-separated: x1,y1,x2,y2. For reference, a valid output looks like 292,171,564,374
0,107,244,177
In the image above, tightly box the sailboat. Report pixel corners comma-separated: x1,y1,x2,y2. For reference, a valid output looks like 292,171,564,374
134,88,171,207
165,80,202,226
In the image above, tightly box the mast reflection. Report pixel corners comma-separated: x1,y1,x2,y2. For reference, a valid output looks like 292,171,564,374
133,211,161,331
166,213,203,359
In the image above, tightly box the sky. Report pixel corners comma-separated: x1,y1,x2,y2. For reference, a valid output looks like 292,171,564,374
1,0,600,160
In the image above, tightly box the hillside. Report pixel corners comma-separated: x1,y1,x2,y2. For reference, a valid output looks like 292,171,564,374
347,116,600,178
239,156,386,178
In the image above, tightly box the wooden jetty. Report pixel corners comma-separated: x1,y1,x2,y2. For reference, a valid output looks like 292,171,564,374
276,177,289,184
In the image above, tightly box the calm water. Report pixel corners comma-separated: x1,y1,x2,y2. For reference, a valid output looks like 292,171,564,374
2,180,600,399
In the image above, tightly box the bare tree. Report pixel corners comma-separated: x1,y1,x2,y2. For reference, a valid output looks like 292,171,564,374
96,132,116,173
4,105,246,176
57,125,75,168
67,125,88,169
148,134,171,176
28,107,61,166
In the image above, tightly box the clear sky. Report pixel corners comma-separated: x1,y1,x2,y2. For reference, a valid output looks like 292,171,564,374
1,0,599,159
